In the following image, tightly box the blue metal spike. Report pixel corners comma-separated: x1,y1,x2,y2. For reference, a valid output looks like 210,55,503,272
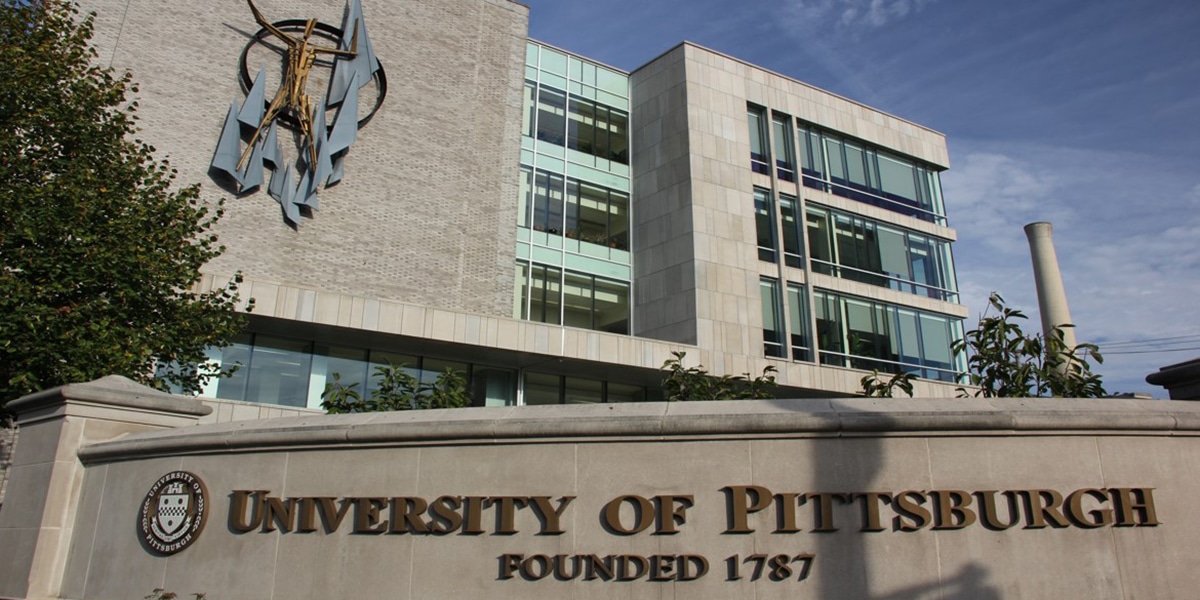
326,71,359,157
210,98,244,184
238,67,267,129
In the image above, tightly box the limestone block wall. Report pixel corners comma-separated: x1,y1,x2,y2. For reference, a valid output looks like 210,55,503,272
45,397,1200,599
78,0,529,318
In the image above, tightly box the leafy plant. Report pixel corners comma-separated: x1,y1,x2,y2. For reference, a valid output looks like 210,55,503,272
953,293,1105,398
321,363,472,413
860,370,915,398
144,589,205,600
660,351,778,401
0,0,249,413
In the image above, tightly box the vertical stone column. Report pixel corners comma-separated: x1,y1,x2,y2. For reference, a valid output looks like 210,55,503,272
0,376,210,600
1024,222,1078,352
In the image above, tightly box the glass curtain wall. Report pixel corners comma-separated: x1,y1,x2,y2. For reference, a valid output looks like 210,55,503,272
518,42,633,335
797,121,946,224
205,334,519,408
805,206,958,301
813,290,964,382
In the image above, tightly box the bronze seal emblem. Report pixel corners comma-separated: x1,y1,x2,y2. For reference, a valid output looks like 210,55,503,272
139,471,208,555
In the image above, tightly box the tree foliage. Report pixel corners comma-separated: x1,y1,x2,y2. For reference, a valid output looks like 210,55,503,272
860,370,915,398
0,0,249,415
660,351,778,401
953,293,1105,398
321,364,472,413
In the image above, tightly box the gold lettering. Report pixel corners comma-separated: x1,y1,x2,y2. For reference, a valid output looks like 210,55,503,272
854,492,893,532
806,492,850,532
654,495,693,534
487,497,529,534
352,497,388,534
529,496,574,535
584,555,614,581
1065,488,1113,528
428,496,463,534
498,554,522,580
892,490,930,531
1111,488,1160,526
229,490,266,533
618,555,649,581
462,496,487,535
679,555,709,581
723,485,772,533
602,495,654,535
262,497,296,533
931,490,976,530
316,497,354,533
553,554,581,580
519,554,552,580
649,555,676,581
388,497,428,534
975,490,1020,530
775,492,803,533
1021,489,1070,529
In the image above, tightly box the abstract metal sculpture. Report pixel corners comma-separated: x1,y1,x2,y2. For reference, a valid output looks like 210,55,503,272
211,0,385,225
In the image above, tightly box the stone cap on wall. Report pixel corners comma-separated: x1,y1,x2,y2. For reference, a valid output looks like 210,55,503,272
78,397,1200,465
6,375,213,425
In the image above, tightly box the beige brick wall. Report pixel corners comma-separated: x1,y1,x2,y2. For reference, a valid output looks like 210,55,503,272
0,426,15,509
79,0,529,317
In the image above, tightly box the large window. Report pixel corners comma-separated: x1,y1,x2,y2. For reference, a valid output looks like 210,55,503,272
522,373,659,405
813,290,964,382
534,85,567,145
516,261,629,334
520,167,629,251
806,206,958,301
761,278,786,358
748,106,770,175
772,113,796,182
779,193,803,268
568,98,629,164
204,335,518,408
787,285,812,362
797,121,946,224
754,187,776,262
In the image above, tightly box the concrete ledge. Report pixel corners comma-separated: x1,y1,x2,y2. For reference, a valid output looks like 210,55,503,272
78,397,1200,464
7,375,212,423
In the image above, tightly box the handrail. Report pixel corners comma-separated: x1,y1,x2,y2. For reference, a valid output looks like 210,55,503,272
809,259,959,302
802,174,946,225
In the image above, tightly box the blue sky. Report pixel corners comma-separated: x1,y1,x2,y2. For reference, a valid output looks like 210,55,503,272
521,0,1200,396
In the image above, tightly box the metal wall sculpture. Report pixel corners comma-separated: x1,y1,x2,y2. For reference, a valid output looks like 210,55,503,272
211,0,386,225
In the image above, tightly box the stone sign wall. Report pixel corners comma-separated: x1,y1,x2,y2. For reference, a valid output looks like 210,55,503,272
1,391,1196,600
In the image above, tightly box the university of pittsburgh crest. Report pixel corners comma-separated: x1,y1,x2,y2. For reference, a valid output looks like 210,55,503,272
139,471,208,555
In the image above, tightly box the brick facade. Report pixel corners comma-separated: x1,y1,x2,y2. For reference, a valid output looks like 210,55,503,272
81,0,529,317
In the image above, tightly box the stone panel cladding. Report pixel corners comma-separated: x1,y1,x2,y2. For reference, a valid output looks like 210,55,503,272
630,43,966,390
78,0,529,318
629,46,699,345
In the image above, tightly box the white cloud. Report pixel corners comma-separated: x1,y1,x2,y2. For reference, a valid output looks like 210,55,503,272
788,0,935,30
945,140,1200,395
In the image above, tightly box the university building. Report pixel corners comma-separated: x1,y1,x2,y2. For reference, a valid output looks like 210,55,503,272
84,0,968,408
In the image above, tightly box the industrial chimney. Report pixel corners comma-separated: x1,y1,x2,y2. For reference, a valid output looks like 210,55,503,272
1024,222,1078,355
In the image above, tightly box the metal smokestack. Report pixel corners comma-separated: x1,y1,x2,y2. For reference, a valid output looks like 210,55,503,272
1023,222,1078,352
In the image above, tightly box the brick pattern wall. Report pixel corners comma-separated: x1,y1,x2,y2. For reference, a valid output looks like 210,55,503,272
0,426,16,510
79,0,530,317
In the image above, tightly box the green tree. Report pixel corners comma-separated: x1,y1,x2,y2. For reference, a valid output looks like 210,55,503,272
860,370,915,398
321,363,472,413
660,351,778,401
0,0,249,418
953,293,1105,398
